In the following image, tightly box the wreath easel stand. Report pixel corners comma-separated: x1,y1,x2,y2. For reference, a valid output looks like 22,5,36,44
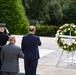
56,37,76,68
56,24,76,68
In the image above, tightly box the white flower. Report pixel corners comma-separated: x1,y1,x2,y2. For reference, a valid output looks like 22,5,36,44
73,25,75,28
60,26,63,29
64,29,66,32
64,46,67,48
74,42,76,44
62,40,66,44
57,30,59,34
75,31,76,33
60,32,62,35
68,28,70,30
55,34,59,37
65,24,68,26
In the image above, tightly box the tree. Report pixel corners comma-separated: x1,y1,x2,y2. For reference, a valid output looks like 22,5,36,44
45,0,70,25
0,0,29,34
23,0,50,24
62,0,76,24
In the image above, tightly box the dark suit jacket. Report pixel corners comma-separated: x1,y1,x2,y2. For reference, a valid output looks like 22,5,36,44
21,34,41,59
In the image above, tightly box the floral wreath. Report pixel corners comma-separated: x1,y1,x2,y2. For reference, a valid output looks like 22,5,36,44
56,23,76,52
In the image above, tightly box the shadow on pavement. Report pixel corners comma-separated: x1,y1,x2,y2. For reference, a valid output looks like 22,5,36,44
18,73,40,75
18,73,24,75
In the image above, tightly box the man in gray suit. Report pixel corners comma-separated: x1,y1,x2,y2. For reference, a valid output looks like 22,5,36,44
1,35,24,75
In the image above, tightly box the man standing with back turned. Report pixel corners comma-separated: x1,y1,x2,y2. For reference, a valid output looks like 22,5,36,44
0,23,9,75
1,35,24,75
21,25,42,75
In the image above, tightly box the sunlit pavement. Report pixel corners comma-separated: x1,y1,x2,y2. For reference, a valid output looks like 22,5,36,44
13,35,76,75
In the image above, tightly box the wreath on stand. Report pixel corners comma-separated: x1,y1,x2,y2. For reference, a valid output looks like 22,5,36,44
56,23,76,52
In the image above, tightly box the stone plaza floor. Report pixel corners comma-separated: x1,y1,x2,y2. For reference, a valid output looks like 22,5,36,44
13,35,76,75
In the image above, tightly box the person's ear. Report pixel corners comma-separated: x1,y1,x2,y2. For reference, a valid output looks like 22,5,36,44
14,39,16,43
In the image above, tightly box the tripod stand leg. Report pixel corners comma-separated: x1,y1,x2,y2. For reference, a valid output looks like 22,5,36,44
56,50,64,67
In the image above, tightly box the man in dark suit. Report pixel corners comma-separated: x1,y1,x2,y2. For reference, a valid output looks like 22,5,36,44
1,35,24,75
0,23,9,75
21,25,41,75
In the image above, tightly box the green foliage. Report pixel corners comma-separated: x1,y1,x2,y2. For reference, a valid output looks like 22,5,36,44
22,0,76,28
49,0,76,25
36,25,58,37
23,0,50,24
0,0,29,35
62,0,76,24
